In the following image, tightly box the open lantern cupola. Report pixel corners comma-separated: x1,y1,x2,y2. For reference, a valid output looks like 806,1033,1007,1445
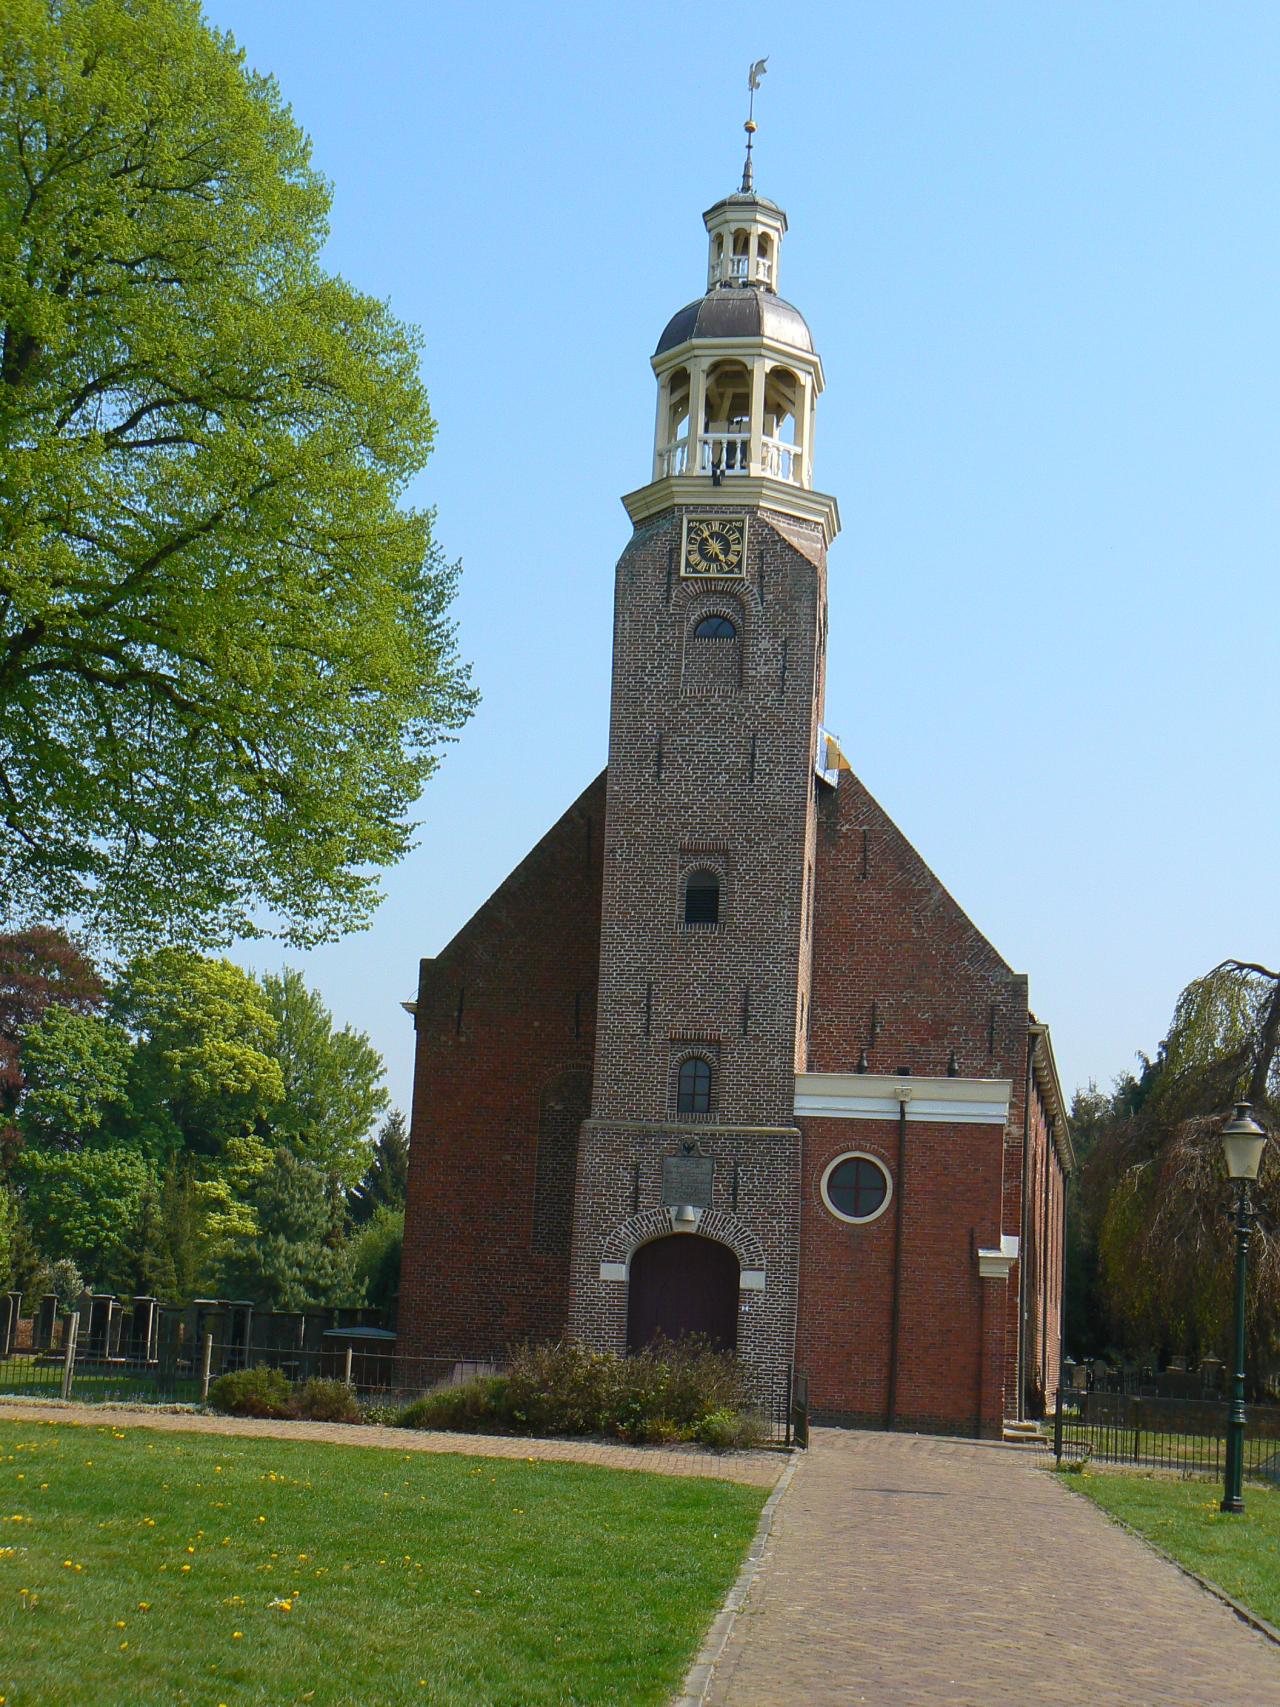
625,174,838,546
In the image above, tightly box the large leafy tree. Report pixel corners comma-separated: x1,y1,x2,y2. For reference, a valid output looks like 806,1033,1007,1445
259,967,387,1187
14,1143,153,1292
0,0,475,949
15,1003,133,1149
0,926,102,1119
1088,960,1280,1374
115,947,282,1158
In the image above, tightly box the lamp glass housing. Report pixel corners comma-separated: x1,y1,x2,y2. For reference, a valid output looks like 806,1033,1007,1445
1221,1103,1267,1182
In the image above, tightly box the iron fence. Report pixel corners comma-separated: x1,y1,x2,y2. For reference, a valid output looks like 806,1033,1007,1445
1053,1388,1280,1483
0,1325,809,1450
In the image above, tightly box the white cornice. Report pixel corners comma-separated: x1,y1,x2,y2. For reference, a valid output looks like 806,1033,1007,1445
795,1072,1013,1127
652,335,825,393
621,477,841,547
1029,1022,1076,1172
978,1235,1020,1280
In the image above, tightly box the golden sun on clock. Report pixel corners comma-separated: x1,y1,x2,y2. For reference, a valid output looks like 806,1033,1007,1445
682,515,747,578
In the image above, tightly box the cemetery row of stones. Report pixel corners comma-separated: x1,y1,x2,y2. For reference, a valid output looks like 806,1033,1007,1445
0,1288,391,1376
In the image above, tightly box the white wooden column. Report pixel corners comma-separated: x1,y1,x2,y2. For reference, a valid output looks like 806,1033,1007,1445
687,359,708,478
749,358,767,476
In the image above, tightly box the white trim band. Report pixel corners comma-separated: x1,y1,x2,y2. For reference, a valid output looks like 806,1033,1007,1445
795,1072,1012,1126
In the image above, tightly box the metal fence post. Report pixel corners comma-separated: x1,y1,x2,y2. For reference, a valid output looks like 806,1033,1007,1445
784,1364,793,1448
200,1333,214,1402
1053,1383,1064,1464
60,1313,79,1401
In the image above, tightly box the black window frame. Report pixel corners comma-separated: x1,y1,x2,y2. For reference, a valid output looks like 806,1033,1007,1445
676,1056,713,1114
683,867,721,926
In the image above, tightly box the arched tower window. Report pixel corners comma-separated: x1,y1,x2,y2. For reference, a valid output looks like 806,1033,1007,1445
677,1056,713,1114
682,596,744,695
694,615,736,639
683,868,720,926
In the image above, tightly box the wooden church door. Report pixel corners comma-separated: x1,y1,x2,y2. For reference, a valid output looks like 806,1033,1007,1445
626,1235,740,1352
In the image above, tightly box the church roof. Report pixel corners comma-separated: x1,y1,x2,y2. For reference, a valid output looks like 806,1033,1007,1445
655,287,813,357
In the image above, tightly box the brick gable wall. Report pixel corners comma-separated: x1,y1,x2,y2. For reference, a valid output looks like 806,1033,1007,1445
397,773,606,1360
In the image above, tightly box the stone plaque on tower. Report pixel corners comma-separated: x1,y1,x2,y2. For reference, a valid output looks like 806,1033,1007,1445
662,1152,715,1208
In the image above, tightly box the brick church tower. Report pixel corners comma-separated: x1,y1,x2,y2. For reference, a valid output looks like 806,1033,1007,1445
399,141,1072,1437
565,167,838,1380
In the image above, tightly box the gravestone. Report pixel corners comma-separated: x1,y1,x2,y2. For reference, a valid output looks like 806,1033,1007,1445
34,1294,58,1352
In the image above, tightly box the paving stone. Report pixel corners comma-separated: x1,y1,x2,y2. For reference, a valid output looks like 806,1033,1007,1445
705,1427,1280,1706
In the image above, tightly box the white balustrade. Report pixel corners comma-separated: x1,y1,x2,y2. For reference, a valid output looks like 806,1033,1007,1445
760,436,802,484
699,433,751,477
660,436,690,477
661,433,804,485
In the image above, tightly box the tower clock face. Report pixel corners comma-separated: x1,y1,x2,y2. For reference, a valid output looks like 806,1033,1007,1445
682,515,747,578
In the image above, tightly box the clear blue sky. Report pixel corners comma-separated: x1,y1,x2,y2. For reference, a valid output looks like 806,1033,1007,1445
205,0,1279,1118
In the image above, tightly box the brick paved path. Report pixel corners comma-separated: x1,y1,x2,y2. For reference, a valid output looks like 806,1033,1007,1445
705,1428,1280,1706
0,1398,783,1487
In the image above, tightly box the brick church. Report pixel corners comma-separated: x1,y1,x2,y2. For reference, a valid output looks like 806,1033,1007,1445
399,146,1072,1437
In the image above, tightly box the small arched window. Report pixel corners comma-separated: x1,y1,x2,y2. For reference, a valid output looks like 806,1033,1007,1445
694,615,737,639
683,868,720,926
677,1056,713,1114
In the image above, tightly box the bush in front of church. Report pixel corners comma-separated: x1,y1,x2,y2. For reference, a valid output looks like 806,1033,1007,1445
395,1339,765,1448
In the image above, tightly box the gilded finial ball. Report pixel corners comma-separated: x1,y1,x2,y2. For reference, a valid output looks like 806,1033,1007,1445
744,120,757,134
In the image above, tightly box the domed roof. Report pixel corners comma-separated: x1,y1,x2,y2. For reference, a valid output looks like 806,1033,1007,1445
655,288,813,357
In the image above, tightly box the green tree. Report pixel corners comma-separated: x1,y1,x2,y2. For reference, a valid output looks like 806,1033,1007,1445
14,1144,153,1292
260,968,387,1187
216,1147,353,1310
349,1109,410,1223
16,1005,133,1149
115,948,283,1159
0,927,102,1122
0,0,475,950
1089,960,1280,1378
350,1206,402,1315
0,1182,17,1286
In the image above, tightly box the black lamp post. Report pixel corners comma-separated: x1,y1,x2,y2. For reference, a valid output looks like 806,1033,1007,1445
1219,1101,1268,1515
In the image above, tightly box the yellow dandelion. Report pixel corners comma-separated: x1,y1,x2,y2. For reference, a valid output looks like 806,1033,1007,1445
180,1564,191,1573
232,1631,243,1640
137,1602,151,1611
114,1619,126,1629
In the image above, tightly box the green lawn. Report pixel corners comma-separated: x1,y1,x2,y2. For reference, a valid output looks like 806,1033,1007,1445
1064,1469,1280,1628
0,1418,766,1706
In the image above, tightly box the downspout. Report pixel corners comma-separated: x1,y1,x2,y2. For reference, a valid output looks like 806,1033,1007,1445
1017,1034,1034,1422
885,1096,908,1430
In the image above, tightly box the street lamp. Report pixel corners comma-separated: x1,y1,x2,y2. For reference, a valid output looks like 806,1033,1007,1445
1219,1101,1268,1515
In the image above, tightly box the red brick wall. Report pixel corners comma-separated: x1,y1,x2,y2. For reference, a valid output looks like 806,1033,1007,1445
799,768,1033,1430
797,1113,1008,1435
398,773,606,1359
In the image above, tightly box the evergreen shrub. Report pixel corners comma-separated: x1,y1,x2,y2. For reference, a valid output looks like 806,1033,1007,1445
207,1364,293,1419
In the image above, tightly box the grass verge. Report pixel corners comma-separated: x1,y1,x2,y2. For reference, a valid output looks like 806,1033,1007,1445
1063,1468,1280,1629
0,1417,765,1706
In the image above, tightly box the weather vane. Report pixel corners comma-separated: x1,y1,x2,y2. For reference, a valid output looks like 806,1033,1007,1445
741,58,768,193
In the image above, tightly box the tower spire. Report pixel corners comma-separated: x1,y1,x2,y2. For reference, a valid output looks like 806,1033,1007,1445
741,57,768,193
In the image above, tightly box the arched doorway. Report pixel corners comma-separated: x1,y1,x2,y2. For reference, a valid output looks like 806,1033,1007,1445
626,1235,740,1352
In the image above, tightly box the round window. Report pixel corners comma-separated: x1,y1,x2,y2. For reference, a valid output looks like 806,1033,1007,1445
820,1153,892,1225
